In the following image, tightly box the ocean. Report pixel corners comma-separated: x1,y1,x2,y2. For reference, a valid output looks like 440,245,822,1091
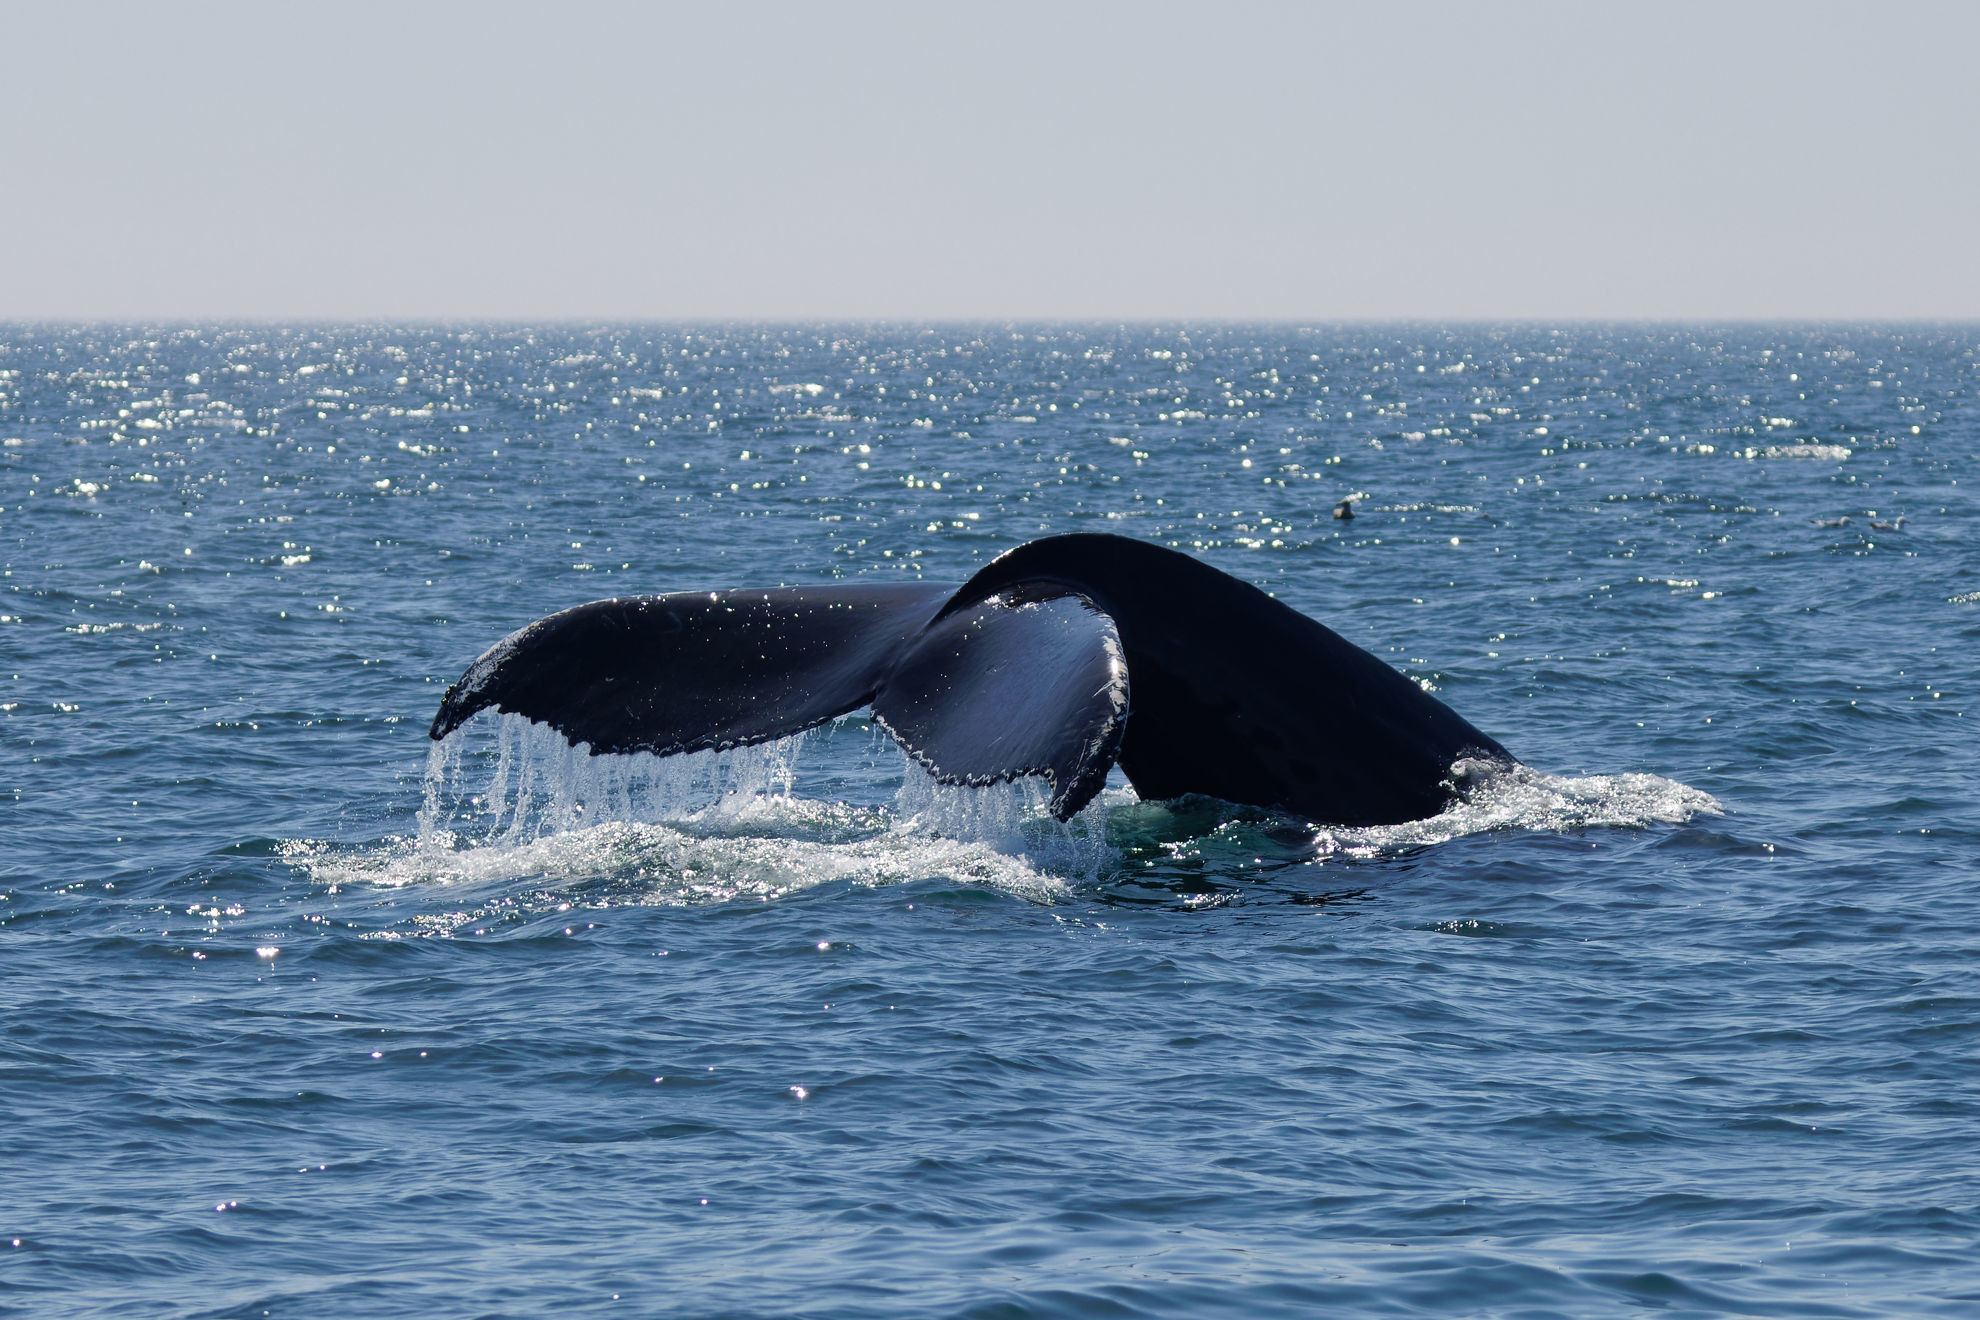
3,323,1976,1317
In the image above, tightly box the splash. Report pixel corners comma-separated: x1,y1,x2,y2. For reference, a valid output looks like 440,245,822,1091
894,769,1113,880
371,712,1096,905
1308,758,1723,859
1738,443,1852,460
417,714,806,848
329,720,1722,909
292,810,1073,910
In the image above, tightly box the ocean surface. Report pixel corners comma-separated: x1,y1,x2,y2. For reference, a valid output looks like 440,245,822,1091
3,323,1976,1318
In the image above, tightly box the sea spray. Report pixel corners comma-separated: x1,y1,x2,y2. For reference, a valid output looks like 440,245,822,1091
894,769,1114,883
397,711,1098,899
419,712,809,847
1308,759,1724,859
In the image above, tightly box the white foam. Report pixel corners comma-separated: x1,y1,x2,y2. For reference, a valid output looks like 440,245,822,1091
314,720,1719,910
292,809,1071,909
1307,758,1723,858
893,771,1113,881
1739,443,1851,460
356,713,1092,906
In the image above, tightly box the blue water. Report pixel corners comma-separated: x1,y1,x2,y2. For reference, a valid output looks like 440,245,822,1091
3,324,1977,1318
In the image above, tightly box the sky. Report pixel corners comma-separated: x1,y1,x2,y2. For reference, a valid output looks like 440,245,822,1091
3,1,1977,321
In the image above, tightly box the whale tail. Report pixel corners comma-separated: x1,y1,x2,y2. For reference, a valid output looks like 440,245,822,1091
429,534,1511,824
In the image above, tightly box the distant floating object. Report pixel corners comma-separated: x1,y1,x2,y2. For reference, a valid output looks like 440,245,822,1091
1333,499,1355,521
1868,516,1907,533
1811,517,1853,528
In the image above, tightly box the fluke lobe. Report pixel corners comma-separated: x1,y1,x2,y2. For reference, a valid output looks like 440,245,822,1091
429,533,1513,824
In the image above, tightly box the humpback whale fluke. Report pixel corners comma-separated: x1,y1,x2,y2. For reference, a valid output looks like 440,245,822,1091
429,533,1513,825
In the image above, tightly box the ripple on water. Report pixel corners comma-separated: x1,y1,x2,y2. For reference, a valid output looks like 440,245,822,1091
7,323,1976,1320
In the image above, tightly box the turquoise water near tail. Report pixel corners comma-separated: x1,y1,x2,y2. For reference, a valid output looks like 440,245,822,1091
3,324,1977,1317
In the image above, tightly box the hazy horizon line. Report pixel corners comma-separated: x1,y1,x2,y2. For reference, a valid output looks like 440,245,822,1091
6,316,1977,330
